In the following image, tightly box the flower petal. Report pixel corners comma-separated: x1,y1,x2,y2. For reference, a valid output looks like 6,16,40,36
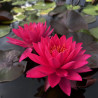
49,57,60,68
19,48,32,62
72,60,88,69
27,52,48,66
48,73,61,88
26,66,47,78
59,78,71,96
7,37,27,48
66,71,82,81
44,77,50,92
26,65,54,78
74,66,92,73
61,61,75,69
56,69,68,77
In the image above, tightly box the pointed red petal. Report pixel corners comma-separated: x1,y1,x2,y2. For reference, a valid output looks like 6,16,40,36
61,61,75,69
26,66,47,78
59,78,71,96
44,77,50,92
74,66,92,73
48,73,61,88
19,48,32,62
66,71,82,81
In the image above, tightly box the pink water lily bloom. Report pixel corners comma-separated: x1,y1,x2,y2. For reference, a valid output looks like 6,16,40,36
7,22,53,62
26,34,91,96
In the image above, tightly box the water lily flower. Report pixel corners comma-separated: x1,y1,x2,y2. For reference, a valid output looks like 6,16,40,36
7,22,53,62
26,34,92,96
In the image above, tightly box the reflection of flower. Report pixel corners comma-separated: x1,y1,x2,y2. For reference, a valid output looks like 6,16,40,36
7,22,53,62
26,34,92,96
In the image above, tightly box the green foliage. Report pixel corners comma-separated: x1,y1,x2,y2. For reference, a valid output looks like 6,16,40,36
90,27,98,39
0,26,10,37
82,5,98,16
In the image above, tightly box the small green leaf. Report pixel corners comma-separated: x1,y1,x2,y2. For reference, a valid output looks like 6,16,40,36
12,1,26,5
66,5,80,10
0,26,10,38
32,1,55,10
82,5,98,16
13,14,26,21
24,6,35,11
90,27,98,39
12,7,25,13
86,0,92,2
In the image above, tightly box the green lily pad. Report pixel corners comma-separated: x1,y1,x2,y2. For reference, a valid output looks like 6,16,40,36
66,5,80,10
24,6,35,11
12,7,25,13
40,7,54,15
0,26,10,38
13,14,26,21
90,27,98,39
12,1,26,5
82,5,98,16
19,17,46,26
0,0,11,3
32,1,55,10
86,0,92,2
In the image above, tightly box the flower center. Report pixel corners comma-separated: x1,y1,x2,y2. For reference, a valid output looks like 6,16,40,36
50,44,66,54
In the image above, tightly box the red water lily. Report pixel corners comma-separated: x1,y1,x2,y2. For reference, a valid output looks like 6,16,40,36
7,22,53,62
26,34,91,96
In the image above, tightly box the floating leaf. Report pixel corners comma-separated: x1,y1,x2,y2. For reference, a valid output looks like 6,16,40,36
0,0,11,3
13,14,26,21
24,6,35,11
0,10,13,21
12,7,25,13
50,10,88,35
86,0,92,2
65,10,88,32
12,1,26,5
49,5,67,16
90,27,98,39
32,1,55,10
66,5,80,10
0,26,10,37
81,14,96,24
40,7,54,15
0,49,27,82
82,5,98,16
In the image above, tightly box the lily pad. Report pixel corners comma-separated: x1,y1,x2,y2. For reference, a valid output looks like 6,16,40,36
13,14,26,21
48,5,67,16
0,26,10,37
66,5,80,10
12,7,25,13
0,49,27,82
32,1,55,10
12,1,26,5
0,0,11,3
82,5,98,16
0,10,13,21
81,14,96,24
90,27,98,39
40,7,54,15
86,0,92,2
24,6,35,11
